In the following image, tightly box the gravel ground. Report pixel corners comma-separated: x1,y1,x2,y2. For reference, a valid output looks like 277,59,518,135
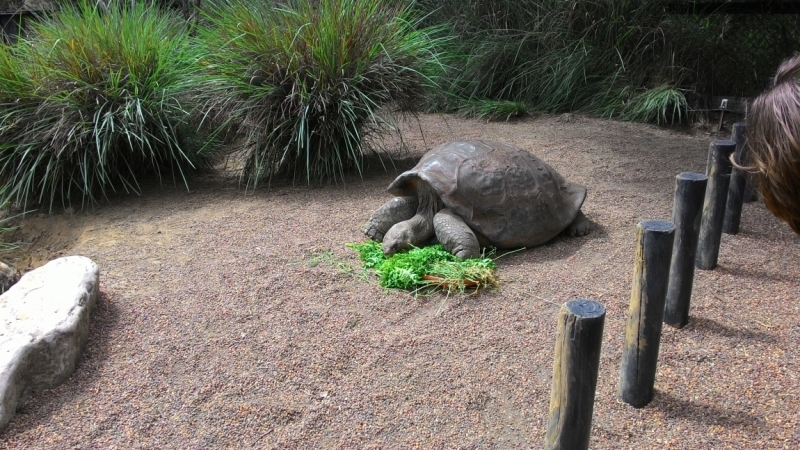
1,114,799,449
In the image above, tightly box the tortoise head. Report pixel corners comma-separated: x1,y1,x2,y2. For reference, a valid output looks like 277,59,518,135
382,220,415,256
382,214,435,256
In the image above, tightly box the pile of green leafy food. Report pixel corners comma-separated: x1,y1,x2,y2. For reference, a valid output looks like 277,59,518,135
347,241,498,294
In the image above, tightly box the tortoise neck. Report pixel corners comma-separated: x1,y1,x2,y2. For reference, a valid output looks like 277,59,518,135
406,214,435,244
415,180,444,221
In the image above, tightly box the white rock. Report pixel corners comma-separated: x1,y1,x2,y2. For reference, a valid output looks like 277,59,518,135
0,256,99,431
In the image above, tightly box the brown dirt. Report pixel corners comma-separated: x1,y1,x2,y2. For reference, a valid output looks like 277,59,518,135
1,114,798,449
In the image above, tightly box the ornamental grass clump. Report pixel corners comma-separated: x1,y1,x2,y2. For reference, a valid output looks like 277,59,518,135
198,0,447,187
0,0,214,209
348,241,498,294
0,43,38,200
622,84,690,125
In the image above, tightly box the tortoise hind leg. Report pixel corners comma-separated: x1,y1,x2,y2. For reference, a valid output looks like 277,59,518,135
433,209,480,259
363,196,418,242
567,210,591,237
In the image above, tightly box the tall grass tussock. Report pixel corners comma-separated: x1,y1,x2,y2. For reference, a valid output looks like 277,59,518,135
198,0,447,187
0,0,214,209
622,85,689,125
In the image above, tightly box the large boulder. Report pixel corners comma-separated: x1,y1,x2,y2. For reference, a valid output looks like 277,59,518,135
0,256,99,432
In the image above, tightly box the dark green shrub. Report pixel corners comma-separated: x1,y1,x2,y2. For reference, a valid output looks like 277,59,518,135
419,0,760,123
0,0,215,209
421,0,663,112
705,14,800,97
198,0,447,187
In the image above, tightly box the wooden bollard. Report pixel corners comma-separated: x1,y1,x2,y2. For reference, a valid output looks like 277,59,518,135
723,123,748,234
619,220,675,408
545,299,605,450
696,140,736,270
664,173,708,329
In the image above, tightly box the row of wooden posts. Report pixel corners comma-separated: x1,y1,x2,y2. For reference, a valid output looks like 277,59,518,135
543,122,751,450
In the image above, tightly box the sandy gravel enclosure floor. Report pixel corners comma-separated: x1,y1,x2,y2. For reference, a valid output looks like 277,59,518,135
1,114,799,448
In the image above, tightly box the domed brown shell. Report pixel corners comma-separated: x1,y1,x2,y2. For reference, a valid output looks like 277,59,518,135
387,140,586,248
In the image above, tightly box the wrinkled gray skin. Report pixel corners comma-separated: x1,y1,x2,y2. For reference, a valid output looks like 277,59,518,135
361,196,418,243
362,140,591,259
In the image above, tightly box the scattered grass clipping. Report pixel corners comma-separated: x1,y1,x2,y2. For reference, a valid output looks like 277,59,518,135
347,241,498,294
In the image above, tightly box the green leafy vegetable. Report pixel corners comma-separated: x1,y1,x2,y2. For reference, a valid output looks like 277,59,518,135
347,241,498,294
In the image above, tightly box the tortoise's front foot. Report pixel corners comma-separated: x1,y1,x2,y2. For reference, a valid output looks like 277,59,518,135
362,196,418,242
567,210,591,237
433,209,480,259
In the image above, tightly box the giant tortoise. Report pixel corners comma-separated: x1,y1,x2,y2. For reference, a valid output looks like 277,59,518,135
362,140,590,259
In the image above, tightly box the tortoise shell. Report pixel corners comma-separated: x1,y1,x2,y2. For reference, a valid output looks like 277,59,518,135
387,140,586,248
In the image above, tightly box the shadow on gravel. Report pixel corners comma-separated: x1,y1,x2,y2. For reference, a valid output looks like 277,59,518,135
498,216,607,267
359,152,418,178
4,290,120,438
578,216,608,241
713,265,800,284
653,390,766,432
685,316,778,344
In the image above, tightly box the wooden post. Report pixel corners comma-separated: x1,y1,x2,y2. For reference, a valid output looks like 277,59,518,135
723,123,747,234
664,173,708,329
619,220,675,408
696,140,736,270
545,299,605,450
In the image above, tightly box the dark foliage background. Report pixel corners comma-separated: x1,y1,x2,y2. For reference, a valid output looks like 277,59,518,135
411,0,799,121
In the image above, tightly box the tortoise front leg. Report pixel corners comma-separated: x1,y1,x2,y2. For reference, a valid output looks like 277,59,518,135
362,196,418,242
433,209,480,259
567,210,591,237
